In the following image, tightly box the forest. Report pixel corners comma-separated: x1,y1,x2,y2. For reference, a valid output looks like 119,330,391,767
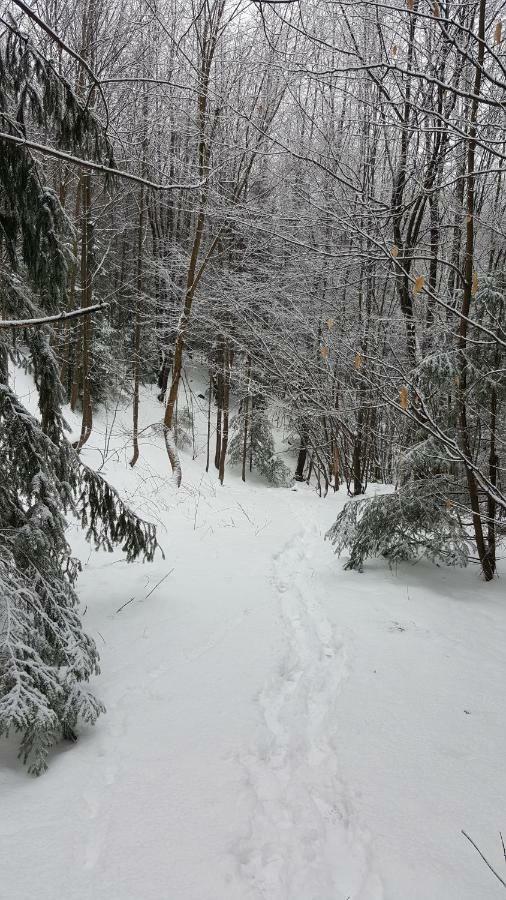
0,0,505,897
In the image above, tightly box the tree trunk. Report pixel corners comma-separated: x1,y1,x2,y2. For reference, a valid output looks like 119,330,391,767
130,181,145,467
457,0,494,581
74,171,93,452
241,356,251,482
206,369,212,473
219,346,233,485
162,3,225,480
295,423,308,481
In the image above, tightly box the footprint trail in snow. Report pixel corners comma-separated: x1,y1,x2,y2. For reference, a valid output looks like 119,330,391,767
236,527,383,900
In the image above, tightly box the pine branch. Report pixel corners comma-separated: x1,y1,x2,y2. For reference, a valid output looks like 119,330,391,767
9,0,110,126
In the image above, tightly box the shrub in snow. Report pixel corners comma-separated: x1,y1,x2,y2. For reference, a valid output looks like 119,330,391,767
174,406,193,450
326,479,470,572
229,403,291,486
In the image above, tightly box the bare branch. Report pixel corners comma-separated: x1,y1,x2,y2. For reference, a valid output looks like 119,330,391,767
0,303,105,329
0,132,205,192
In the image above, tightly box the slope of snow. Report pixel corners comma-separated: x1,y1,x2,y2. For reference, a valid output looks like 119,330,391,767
2,369,505,899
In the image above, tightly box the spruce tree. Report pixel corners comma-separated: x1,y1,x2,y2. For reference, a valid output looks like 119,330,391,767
229,399,291,487
0,23,158,774
326,478,470,572
173,406,194,451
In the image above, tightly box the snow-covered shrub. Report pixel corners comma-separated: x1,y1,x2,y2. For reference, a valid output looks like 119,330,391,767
326,479,470,571
263,455,292,487
174,406,193,450
89,318,125,406
229,404,291,486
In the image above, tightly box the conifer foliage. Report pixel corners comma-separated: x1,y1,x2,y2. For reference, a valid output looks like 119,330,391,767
229,400,291,487
326,480,470,573
0,22,157,773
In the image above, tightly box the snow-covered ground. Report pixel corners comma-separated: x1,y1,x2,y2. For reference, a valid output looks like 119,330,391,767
2,368,506,899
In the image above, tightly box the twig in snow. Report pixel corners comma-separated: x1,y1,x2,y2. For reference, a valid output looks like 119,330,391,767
144,568,174,600
236,501,254,525
194,475,204,530
255,518,271,536
115,596,136,614
462,830,506,889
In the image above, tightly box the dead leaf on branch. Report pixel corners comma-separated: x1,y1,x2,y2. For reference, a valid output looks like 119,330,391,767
399,386,409,410
354,352,363,370
320,345,329,360
413,275,425,294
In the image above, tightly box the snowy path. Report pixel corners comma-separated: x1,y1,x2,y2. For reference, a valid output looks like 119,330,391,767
2,381,506,900
236,528,383,899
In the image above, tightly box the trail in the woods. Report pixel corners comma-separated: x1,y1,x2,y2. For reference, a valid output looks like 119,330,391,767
236,526,383,899
74,507,384,900
2,378,506,900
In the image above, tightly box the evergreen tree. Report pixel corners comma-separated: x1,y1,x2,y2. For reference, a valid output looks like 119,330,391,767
173,406,194,451
0,24,158,773
229,399,291,487
326,478,470,572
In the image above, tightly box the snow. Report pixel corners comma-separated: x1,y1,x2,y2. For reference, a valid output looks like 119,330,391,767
2,368,506,899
